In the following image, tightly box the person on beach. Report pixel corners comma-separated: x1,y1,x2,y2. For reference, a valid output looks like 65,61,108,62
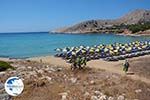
123,59,130,74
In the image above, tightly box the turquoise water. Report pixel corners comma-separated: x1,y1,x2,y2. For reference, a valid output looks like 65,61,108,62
0,32,150,58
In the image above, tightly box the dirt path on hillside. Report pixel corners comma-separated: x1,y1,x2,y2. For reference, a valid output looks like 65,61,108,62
88,59,150,84
28,55,150,84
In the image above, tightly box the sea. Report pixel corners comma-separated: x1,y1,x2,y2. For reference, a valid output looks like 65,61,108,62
0,32,150,58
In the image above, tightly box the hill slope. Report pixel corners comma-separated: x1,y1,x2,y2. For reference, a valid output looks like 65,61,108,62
53,9,150,33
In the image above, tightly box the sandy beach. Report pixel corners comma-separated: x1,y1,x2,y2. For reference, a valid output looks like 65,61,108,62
28,55,150,83
1,54,150,83
28,55,150,70
28,56,71,67
116,33,150,37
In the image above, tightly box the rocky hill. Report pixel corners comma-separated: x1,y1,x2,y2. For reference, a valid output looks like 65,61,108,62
53,9,150,33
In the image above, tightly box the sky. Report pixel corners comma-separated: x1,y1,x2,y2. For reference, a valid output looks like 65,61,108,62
0,0,150,33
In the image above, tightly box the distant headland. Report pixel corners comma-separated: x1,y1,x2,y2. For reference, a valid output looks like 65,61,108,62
52,9,150,35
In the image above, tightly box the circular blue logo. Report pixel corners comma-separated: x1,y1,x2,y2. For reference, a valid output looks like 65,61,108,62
4,77,24,96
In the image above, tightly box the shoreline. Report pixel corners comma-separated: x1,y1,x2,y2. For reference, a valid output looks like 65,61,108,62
116,33,150,36
1,54,150,64
50,31,150,36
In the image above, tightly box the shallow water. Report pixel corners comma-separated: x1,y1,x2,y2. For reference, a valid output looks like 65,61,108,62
0,32,150,58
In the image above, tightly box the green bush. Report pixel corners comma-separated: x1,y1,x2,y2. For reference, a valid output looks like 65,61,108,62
113,22,150,33
128,22,150,33
0,61,15,71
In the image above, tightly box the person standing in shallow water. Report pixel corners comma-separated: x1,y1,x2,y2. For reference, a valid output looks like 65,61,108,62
123,59,130,74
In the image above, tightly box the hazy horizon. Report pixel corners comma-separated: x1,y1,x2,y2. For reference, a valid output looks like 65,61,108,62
0,0,150,33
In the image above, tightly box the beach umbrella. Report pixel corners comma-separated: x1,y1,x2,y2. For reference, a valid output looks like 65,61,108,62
122,46,125,49
71,51,76,56
119,44,123,47
116,46,120,50
97,45,102,49
142,45,147,49
62,48,67,52
70,47,75,51
125,43,128,46
81,50,86,54
86,46,90,49
94,45,97,48
138,47,142,50
89,49,94,53
78,49,82,53
114,49,118,53
109,47,114,50
121,51,126,55
95,48,100,52
67,51,72,57
55,48,62,52
104,48,109,52
80,46,84,49
135,41,139,43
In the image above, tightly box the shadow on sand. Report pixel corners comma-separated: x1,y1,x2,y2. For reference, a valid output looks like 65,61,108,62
126,72,135,75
